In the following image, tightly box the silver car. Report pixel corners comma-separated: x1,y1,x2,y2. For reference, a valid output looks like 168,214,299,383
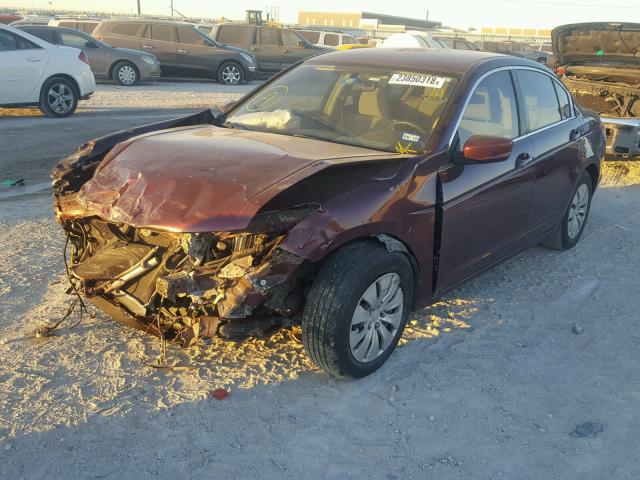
17,25,161,86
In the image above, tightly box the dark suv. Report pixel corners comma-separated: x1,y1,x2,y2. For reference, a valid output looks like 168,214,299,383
209,24,327,77
92,19,257,85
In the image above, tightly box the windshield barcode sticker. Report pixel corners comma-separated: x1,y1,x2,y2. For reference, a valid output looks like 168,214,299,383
389,73,447,89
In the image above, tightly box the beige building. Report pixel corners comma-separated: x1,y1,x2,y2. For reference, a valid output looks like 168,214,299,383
298,11,362,29
481,27,552,38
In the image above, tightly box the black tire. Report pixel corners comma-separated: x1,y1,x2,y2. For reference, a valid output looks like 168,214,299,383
541,171,593,250
112,61,139,86
302,241,414,378
217,61,244,86
38,76,78,118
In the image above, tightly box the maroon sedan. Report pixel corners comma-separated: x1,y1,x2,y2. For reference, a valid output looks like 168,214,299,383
52,48,604,378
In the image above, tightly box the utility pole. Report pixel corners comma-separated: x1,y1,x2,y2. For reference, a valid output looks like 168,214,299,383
137,0,141,17
170,0,174,17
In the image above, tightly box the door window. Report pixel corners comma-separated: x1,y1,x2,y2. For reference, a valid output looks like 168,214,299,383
0,30,17,51
259,28,279,46
514,70,562,132
553,80,573,119
111,23,142,37
150,24,174,42
217,25,253,45
177,27,207,46
60,31,89,48
281,29,303,47
457,71,519,149
324,33,339,46
298,31,320,43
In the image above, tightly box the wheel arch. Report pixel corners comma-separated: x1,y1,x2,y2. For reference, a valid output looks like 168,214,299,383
585,162,600,193
41,74,80,98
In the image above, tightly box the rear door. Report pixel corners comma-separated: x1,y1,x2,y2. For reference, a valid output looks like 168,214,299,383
252,27,281,73
436,70,535,292
141,23,177,73
512,69,585,239
0,29,48,104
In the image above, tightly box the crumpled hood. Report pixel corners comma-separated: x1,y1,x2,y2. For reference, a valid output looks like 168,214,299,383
77,125,399,233
552,22,640,66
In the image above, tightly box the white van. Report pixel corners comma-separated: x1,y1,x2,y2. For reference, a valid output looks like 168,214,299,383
297,30,361,49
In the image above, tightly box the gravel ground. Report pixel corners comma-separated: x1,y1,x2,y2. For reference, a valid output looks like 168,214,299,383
0,83,639,479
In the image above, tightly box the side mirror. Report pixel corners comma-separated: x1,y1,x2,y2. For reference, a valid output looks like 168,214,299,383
462,135,513,162
85,41,99,48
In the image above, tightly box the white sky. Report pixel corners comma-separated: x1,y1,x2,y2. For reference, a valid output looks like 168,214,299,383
6,0,640,30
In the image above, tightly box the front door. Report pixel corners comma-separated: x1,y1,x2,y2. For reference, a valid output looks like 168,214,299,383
57,30,109,77
436,70,535,292
0,30,47,104
174,26,221,77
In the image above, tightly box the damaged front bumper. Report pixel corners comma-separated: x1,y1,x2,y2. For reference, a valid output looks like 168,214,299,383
55,204,311,346
601,117,640,159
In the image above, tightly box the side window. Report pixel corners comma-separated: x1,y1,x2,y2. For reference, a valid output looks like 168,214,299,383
324,33,339,46
58,22,77,29
177,27,207,46
60,31,88,48
259,28,279,46
299,31,320,43
281,29,302,47
454,40,470,50
150,24,174,42
514,70,562,132
0,30,18,51
217,26,253,45
457,71,519,149
111,23,142,37
15,35,39,50
553,81,572,119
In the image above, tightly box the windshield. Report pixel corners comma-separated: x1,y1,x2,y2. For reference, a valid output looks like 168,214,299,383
225,65,458,153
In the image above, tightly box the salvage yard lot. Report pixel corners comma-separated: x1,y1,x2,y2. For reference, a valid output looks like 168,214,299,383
1,82,639,479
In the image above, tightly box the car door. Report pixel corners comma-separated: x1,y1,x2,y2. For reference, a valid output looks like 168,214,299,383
140,23,177,73
0,29,48,104
280,29,314,67
512,69,586,240
175,26,221,77
252,27,281,73
57,29,109,77
436,70,535,292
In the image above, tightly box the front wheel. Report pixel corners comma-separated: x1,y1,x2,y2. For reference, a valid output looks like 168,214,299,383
38,77,78,118
217,61,244,86
541,171,593,250
113,61,139,86
302,241,414,378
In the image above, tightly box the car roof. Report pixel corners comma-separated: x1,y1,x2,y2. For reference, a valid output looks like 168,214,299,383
102,18,199,27
305,48,538,76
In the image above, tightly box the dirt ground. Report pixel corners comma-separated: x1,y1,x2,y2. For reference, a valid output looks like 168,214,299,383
1,83,639,479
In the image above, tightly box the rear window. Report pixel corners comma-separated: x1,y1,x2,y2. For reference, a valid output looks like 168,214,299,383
79,22,98,33
57,21,77,29
299,31,320,43
217,25,253,45
259,28,279,46
324,33,339,46
111,23,142,37
19,28,56,43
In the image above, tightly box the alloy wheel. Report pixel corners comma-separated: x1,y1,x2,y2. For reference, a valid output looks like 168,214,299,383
568,183,589,239
349,273,404,363
221,65,241,85
47,83,75,114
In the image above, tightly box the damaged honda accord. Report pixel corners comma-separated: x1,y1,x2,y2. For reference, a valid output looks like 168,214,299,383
52,48,605,378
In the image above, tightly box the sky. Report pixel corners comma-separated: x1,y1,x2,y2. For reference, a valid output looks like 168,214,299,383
5,0,640,30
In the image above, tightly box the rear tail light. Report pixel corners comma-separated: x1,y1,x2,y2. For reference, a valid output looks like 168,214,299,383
555,66,566,76
93,34,103,41
78,51,90,65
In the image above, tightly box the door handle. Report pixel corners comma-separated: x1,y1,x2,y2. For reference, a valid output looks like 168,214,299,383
178,49,188,53
27,57,42,62
570,128,583,141
142,45,153,50
516,152,533,169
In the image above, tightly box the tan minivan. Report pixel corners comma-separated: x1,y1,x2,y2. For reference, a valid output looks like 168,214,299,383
93,19,258,85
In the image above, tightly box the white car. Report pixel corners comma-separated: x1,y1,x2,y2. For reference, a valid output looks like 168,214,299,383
0,23,95,117
381,32,445,49
297,30,361,49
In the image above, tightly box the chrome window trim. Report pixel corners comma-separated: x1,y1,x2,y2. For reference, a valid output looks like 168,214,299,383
447,65,577,149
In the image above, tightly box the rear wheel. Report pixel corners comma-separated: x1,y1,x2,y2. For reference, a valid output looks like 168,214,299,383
302,241,414,378
217,61,244,86
113,61,139,86
541,171,593,250
38,77,78,118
